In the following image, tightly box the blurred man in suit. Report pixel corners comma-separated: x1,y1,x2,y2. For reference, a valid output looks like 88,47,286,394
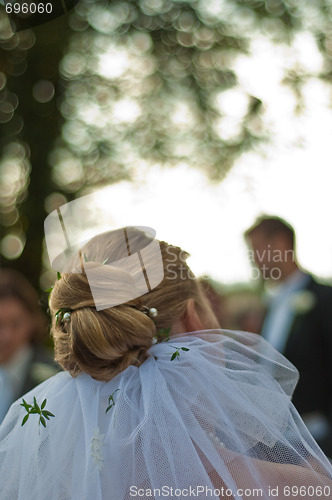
245,216,332,458
0,269,60,424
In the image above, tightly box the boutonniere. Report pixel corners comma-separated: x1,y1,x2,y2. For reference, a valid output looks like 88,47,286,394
290,290,316,314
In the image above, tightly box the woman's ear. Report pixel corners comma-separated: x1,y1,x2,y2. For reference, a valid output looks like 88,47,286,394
181,298,204,333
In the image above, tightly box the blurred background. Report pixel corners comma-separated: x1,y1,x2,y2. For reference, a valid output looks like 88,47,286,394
1,0,332,329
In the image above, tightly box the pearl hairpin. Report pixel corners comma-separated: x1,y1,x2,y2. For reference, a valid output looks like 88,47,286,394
141,306,158,318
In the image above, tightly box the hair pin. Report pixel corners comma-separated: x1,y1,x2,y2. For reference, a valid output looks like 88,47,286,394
55,308,71,326
63,312,71,323
141,306,158,318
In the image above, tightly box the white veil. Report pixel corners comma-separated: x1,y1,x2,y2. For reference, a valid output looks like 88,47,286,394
0,329,331,499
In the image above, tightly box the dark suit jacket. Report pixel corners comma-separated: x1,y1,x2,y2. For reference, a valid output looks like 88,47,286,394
281,277,332,457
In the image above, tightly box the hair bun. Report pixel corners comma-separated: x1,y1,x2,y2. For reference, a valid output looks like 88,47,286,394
50,268,156,381
82,261,141,311
49,228,208,382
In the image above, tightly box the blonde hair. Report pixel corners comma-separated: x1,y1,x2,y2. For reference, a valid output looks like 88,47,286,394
50,228,208,381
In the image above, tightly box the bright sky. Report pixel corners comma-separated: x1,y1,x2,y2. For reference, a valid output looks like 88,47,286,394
80,33,332,286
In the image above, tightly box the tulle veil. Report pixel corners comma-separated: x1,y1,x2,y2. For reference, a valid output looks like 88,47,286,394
0,329,331,499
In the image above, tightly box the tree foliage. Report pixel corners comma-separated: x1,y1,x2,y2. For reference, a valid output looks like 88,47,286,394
1,0,332,288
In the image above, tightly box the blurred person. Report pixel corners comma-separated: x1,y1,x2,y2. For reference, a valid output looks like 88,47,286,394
0,228,332,499
199,277,227,327
245,216,332,457
223,289,265,333
0,269,60,423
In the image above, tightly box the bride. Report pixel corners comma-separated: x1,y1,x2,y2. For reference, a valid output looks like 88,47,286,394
0,227,331,499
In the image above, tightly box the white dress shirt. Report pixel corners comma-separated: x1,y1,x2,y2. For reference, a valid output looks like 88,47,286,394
261,270,310,353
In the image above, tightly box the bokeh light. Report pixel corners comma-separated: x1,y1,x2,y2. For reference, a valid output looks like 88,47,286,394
2,0,332,285
32,80,55,103
0,233,25,260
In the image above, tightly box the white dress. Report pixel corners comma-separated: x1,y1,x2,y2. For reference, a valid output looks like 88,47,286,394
0,329,331,499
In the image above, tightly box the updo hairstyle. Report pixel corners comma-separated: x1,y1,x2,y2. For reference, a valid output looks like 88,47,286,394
49,228,208,381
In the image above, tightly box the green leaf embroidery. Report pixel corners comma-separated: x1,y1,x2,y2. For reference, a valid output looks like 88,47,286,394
20,399,32,412
106,389,120,414
20,397,55,428
21,414,29,426
42,410,55,418
167,345,190,361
